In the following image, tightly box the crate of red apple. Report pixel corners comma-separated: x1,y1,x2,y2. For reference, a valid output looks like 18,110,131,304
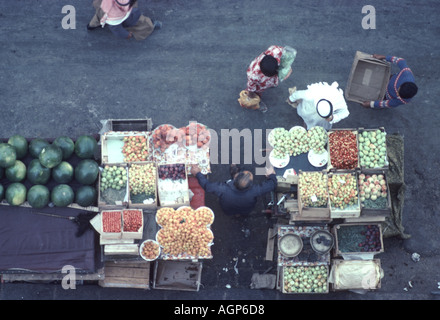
101,131,150,164
328,172,360,218
155,206,214,260
122,135,149,162
333,223,384,256
327,129,359,171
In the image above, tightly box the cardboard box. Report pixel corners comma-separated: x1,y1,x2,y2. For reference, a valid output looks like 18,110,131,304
99,260,150,289
101,132,150,165
127,162,158,210
280,265,329,294
328,172,361,219
332,223,384,257
345,51,391,104
359,171,392,217
100,210,123,240
98,164,129,210
157,163,190,208
297,171,331,220
122,209,144,240
153,260,203,291
330,259,382,291
358,127,389,173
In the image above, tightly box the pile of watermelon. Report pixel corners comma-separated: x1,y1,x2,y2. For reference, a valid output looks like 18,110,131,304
0,134,99,209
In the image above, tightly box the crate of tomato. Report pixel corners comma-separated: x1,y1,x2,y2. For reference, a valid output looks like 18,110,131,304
122,209,144,239
327,129,359,172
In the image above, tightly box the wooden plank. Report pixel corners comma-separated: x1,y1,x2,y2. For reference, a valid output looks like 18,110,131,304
265,228,276,261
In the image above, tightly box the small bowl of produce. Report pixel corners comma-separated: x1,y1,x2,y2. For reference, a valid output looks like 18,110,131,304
139,239,161,261
310,230,334,255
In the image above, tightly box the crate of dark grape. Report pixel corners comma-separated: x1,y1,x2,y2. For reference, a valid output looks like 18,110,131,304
332,223,384,257
327,129,359,172
122,209,144,239
157,163,190,207
101,210,123,239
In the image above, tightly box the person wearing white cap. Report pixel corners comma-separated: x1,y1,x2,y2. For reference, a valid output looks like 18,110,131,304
286,81,349,130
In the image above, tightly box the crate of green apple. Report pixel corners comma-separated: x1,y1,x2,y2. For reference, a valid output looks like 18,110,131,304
358,128,389,171
98,164,128,209
157,163,190,207
333,223,384,256
358,172,391,216
328,172,360,218
282,265,329,294
128,162,157,209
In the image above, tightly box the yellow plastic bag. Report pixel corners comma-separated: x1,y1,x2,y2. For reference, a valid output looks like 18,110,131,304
238,90,260,110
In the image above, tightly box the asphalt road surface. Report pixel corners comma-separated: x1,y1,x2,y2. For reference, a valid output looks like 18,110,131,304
0,0,439,304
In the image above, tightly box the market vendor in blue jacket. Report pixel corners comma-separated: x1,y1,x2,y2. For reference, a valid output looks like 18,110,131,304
191,164,277,216
361,54,418,109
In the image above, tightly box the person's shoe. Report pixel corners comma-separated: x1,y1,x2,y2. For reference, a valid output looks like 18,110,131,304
87,24,100,31
153,20,162,30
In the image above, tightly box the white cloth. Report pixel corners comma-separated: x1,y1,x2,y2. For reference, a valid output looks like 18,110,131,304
102,9,132,26
289,81,349,130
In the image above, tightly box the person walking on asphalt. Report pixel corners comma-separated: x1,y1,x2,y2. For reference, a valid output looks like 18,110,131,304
286,81,349,130
87,0,162,40
191,164,277,217
245,45,297,112
361,54,418,109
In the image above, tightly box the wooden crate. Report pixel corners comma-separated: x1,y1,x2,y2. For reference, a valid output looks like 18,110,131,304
122,209,144,240
153,260,202,291
330,259,382,291
98,164,129,210
157,163,190,208
328,172,361,219
332,223,384,257
297,171,331,220
104,118,152,132
99,260,150,289
280,265,329,294
358,127,389,173
101,131,150,165
327,129,360,172
127,162,158,210
359,171,392,217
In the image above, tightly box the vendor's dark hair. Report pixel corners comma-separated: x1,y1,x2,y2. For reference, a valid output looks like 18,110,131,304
399,82,418,99
260,55,279,77
234,171,253,190
116,0,137,8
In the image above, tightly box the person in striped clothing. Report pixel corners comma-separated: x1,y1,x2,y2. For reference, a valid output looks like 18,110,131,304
362,54,418,109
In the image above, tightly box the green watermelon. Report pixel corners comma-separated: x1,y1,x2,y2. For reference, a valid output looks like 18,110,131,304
5,160,27,182
39,145,63,169
27,159,51,185
53,136,75,160
75,185,97,207
52,161,74,184
0,184,4,201
75,159,99,185
51,184,74,207
8,135,28,159
0,143,17,168
74,135,97,159
29,138,50,158
5,182,27,206
27,185,50,209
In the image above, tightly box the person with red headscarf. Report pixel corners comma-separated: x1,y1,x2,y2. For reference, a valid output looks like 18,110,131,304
87,0,162,40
